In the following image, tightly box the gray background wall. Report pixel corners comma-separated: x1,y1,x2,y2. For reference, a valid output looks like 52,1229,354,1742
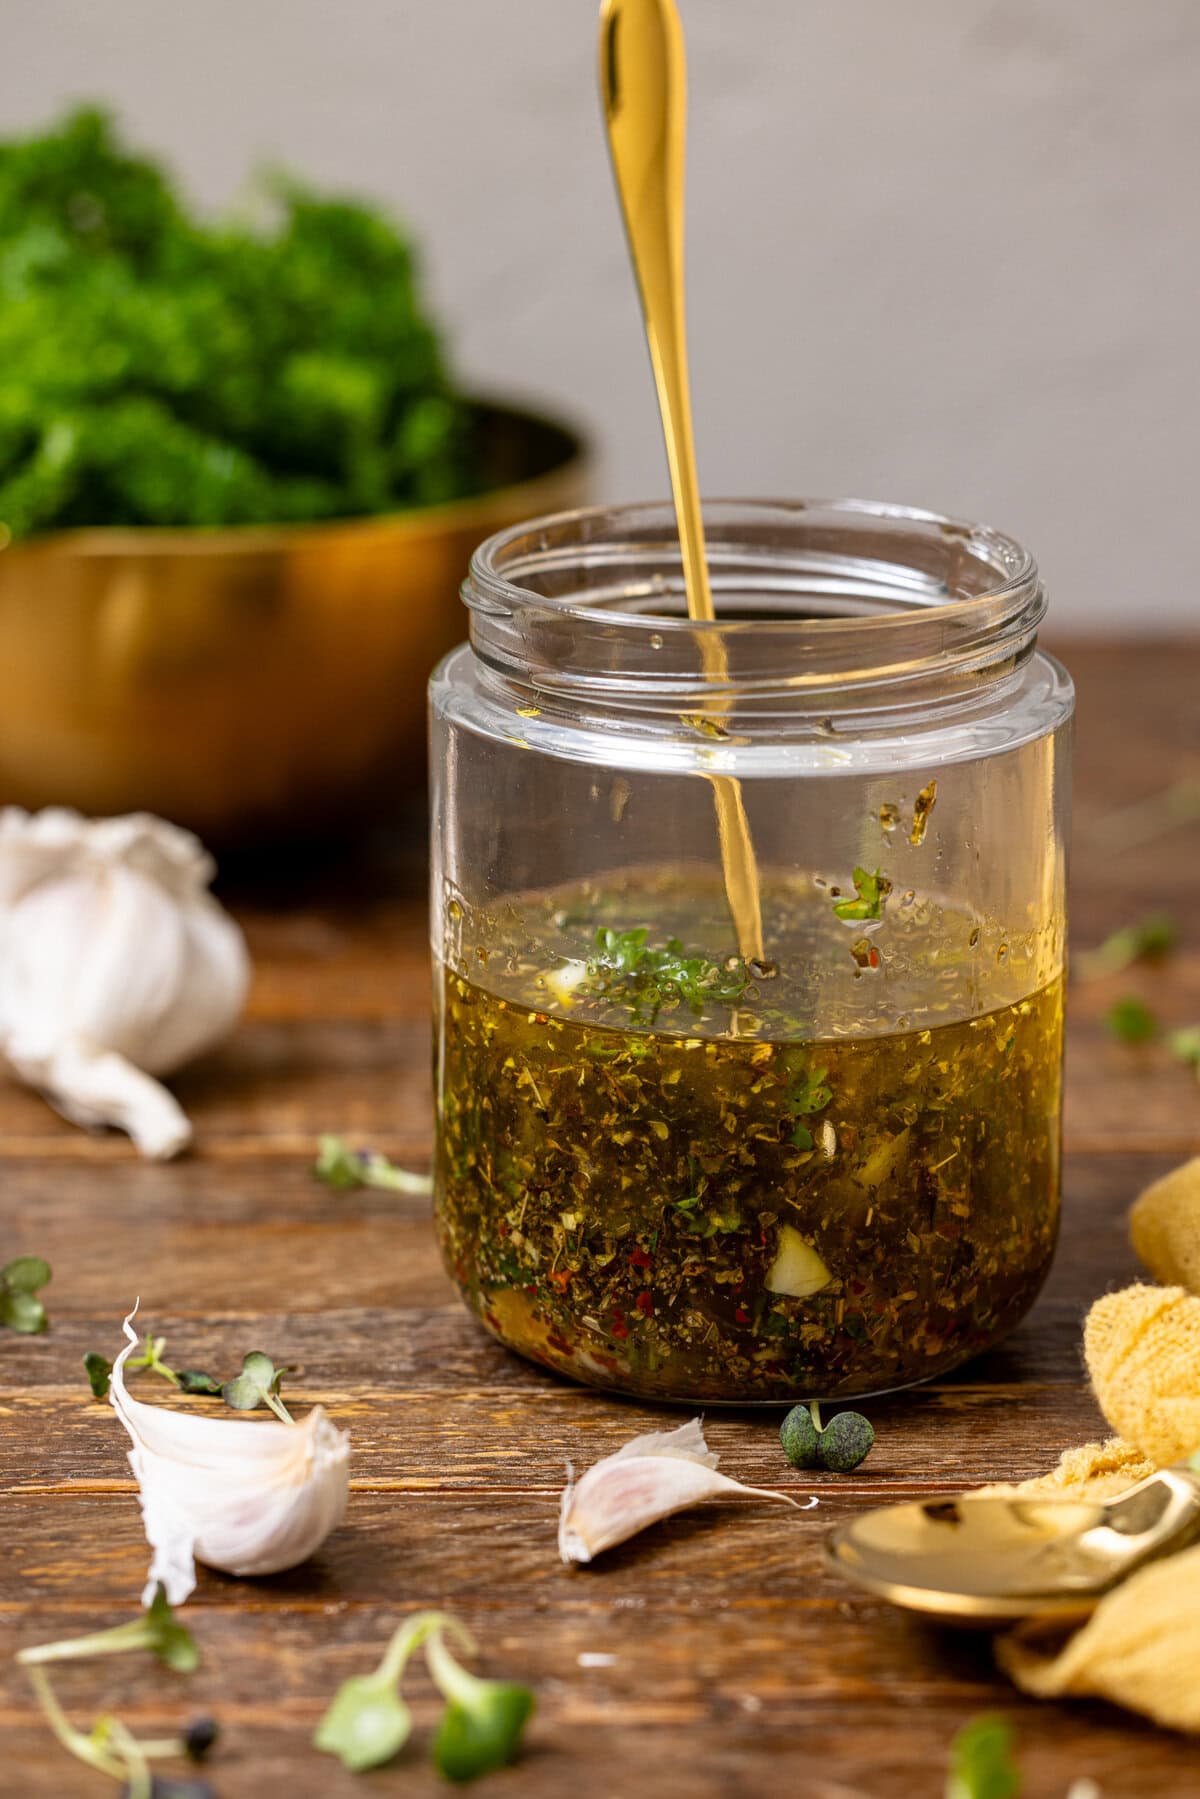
2,0,1197,633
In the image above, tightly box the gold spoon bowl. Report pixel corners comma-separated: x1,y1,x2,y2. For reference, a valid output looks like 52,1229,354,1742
826,1465,1200,1627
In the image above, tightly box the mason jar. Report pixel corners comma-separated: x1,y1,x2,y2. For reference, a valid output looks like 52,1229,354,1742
429,499,1072,1403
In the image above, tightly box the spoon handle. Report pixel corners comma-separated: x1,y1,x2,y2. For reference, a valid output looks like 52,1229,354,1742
599,0,713,621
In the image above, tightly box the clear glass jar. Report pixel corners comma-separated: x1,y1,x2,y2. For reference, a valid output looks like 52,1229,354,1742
429,500,1072,1403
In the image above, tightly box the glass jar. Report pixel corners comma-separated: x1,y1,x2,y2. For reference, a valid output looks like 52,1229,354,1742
429,500,1072,1403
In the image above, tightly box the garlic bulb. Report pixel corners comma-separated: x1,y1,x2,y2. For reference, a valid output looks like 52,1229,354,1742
0,808,248,1158
558,1417,803,1564
110,1310,351,1605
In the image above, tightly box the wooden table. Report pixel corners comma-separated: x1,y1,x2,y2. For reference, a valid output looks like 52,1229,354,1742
3,642,1199,1798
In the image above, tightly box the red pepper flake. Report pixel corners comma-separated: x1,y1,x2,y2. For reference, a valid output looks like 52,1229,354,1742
635,1289,654,1317
497,1223,510,1237
629,1246,654,1269
868,946,882,970
611,1309,629,1340
548,1269,572,1293
735,1306,751,1326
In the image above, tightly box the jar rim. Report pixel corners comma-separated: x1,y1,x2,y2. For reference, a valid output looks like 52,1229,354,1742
465,495,1040,634
460,497,1046,714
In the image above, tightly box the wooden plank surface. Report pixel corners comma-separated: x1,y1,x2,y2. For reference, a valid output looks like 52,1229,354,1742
3,639,1200,1797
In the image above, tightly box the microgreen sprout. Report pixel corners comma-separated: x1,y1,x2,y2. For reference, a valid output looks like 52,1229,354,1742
426,1626,535,1784
221,1351,295,1423
19,1586,200,1673
18,1588,206,1795
0,1254,51,1333
1077,912,1177,982
832,867,891,923
945,1714,1020,1799
583,926,751,1023
84,1336,222,1402
779,1401,875,1473
314,1610,464,1772
1105,997,1158,1044
314,1134,433,1194
314,1611,534,1781
1170,1027,1200,1077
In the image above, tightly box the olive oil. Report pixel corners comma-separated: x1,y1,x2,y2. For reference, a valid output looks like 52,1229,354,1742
434,880,1064,1402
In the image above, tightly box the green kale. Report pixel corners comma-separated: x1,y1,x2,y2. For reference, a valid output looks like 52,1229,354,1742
0,107,479,538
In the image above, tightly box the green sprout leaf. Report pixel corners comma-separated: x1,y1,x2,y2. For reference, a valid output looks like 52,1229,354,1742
143,1586,200,1673
176,1370,223,1395
315,1675,413,1774
832,867,891,923
946,1714,1021,1799
427,1630,534,1784
314,1135,433,1195
780,1403,821,1469
222,1351,295,1424
1105,997,1158,1044
128,1334,182,1387
84,1351,113,1399
1,1254,51,1332
314,1610,460,1773
1170,1027,1200,1076
818,1410,876,1473
1077,912,1177,982
779,1401,875,1474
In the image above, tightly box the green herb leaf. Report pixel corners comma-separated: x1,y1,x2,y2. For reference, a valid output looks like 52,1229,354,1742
314,1134,433,1194
143,1586,200,1673
1077,913,1177,982
314,1675,412,1773
1169,1027,1200,1075
176,1369,222,1395
945,1715,1021,1799
427,1630,534,1784
84,1351,113,1399
0,1288,47,1333
583,927,751,1024
817,1410,875,1473
3,1254,52,1291
788,1067,832,1115
222,1351,295,1423
0,1254,51,1332
1105,997,1158,1044
780,1404,821,1470
832,867,891,923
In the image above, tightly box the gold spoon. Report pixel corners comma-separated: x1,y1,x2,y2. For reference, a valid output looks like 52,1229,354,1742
825,1464,1200,1628
598,0,763,964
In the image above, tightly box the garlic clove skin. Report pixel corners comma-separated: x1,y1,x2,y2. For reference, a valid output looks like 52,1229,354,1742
0,808,249,1158
558,1417,802,1565
109,1309,350,1605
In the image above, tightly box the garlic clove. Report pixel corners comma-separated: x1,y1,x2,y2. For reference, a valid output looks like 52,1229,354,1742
765,1225,832,1299
109,1309,350,1605
0,808,249,1158
23,1039,193,1160
558,1417,802,1564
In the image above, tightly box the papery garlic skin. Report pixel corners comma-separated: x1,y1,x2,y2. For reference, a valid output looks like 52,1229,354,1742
110,1310,350,1605
559,1417,801,1564
0,808,249,1158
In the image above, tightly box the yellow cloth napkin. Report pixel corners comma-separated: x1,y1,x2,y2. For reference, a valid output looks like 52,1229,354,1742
997,1544,1200,1733
1084,1281,1200,1465
1130,1153,1200,1291
990,1160,1200,1729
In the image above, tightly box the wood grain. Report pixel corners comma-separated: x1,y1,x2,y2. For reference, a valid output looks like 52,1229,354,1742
2,641,1199,1797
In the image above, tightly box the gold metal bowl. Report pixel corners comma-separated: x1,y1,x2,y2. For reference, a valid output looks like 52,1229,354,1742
0,398,587,843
